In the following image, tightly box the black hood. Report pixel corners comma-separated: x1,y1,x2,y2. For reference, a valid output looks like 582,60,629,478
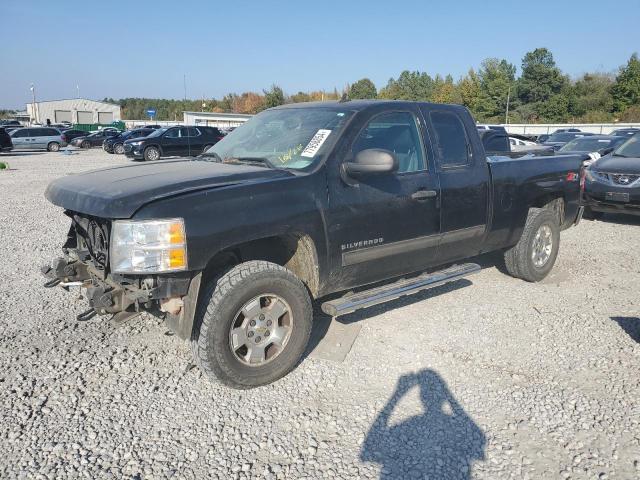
591,154,640,174
45,158,292,218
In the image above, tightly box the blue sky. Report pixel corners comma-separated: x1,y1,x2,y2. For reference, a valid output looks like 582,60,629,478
1,0,639,108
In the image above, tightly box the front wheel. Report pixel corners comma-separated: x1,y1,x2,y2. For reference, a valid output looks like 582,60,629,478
504,208,560,282
47,142,60,152
114,143,125,154
144,146,160,161
191,260,313,389
81,140,91,149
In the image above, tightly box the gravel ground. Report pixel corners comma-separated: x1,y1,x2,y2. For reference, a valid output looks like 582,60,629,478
0,148,639,479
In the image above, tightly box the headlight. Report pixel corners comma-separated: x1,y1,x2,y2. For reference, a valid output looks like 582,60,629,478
128,141,143,146
110,218,187,273
585,169,608,184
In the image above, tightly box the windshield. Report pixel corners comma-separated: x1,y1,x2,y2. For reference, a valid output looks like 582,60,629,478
201,107,353,170
559,138,611,152
613,135,640,158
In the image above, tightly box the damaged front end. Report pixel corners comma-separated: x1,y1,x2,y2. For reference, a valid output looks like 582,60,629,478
41,212,201,338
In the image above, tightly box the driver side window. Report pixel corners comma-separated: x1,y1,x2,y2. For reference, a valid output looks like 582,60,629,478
352,112,425,173
164,128,179,139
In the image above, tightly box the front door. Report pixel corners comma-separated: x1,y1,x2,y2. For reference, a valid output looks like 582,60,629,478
421,107,490,262
326,109,441,290
161,128,186,156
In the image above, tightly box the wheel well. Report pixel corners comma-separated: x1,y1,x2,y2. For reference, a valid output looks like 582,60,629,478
531,196,565,224
203,234,320,297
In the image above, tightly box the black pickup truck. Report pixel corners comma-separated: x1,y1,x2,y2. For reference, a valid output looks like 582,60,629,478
43,100,585,389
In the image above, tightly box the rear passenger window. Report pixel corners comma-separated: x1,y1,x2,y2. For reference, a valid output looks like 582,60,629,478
352,112,425,173
186,127,200,137
485,134,509,152
43,128,59,136
429,111,470,167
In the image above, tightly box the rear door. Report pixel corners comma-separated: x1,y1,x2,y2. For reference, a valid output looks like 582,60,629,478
186,127,203,155
31,128,48,149
421,107,490,262
327,107,441,289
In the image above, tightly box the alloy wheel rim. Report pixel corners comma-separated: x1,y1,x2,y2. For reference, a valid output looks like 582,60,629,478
228,294,293,366
532,224,553,267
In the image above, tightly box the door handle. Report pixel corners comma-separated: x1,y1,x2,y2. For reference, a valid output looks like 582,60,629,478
411,190,438,201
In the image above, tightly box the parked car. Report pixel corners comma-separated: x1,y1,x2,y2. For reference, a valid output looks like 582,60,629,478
71,129,121,148
142,124,162,129
0,127,13,152
553,128,581,133
123,126,224,161
536,134,551,143
10,127,66,151
558,135,628,166
0,120,21,127
103,128,155,154
3,125,25,134
542,132,595,151
476,124,507,134
480,129,554,157
61,129,91,144
43,100,585,388
583,134,640,218
610,128,640,137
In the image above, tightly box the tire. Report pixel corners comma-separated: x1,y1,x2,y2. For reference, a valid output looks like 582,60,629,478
47,142,60,152
81,140,91,149
504,208,560,282
202,144,213,154
144,146,160,161
114,143,125,154
191,260,313,389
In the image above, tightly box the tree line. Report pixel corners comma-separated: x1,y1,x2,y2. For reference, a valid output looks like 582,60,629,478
102,48,640,123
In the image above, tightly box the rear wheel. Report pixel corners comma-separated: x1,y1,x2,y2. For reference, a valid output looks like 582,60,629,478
144,146,160,161
504,208,560,282
114,143,125,154
47,142,60,152
191,261,313,389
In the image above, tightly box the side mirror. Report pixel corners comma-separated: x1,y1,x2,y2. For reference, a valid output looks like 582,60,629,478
343,149,398,177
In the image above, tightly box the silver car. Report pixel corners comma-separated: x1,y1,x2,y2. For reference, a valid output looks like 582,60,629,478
10,127,67,152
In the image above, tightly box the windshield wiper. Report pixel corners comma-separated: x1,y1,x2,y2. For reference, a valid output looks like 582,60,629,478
613,153,629,158
224,157,275,168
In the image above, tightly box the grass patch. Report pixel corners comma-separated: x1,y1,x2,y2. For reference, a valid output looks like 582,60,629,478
0,161,8,170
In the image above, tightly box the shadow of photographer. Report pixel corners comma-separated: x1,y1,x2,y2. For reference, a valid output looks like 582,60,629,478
361,369,486,479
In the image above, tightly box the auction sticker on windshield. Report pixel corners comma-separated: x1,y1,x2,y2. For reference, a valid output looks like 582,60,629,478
301,129,331,157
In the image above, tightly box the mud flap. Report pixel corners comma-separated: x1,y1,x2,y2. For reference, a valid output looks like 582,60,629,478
164,272,202,340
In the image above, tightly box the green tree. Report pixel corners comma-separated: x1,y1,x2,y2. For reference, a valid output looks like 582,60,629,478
569,73,614,121
611,53,640,112
378,71,434,101
518,48,568,104
475,58,516,122
457,69,481,114
348,78,377,99
263,85,285,109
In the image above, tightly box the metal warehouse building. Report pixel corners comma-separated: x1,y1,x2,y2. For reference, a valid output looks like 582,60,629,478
183,111,252,128
26,98,121,125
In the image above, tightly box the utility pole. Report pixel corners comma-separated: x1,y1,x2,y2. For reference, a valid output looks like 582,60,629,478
183,74,187,101
76,85,80,98
30,83,38,125
505,85,511,125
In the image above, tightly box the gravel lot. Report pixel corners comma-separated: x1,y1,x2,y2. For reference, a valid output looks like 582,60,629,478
1,148,639,479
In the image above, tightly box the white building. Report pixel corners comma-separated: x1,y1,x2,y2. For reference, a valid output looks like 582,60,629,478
183,111,252,129
26,98,121,125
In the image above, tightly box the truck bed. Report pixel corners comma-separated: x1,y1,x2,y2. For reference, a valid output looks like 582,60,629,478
483,154,584,252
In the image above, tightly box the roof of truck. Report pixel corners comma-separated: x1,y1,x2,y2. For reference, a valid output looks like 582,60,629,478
273,99,466,112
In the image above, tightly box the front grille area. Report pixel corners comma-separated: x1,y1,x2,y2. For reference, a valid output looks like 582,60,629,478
610,173,640,186
593,171,640,187
124,144,133,152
